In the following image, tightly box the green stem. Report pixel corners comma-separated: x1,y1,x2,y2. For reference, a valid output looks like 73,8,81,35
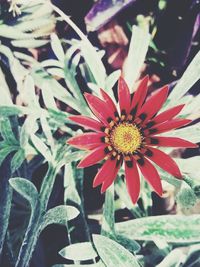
15,164,57,267
101,185,115,237
39,163,57,211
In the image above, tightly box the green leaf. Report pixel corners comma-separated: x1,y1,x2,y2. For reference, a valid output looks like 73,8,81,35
166,51,200,107
64,164,81,205
24,75,39,107
51,4,106,88
116,215,200,243
9,178,39,208
11,39,49,48
124,25,150,92
11,149,25,173
52,261,105,267
0,106,22,117
51,33,65,62
115,234,140,253
41,81,58,110
0,118,18,145
31,134,52,162
101,185,115,236
93,234,140,267
59,242,98,261
20,115,38,148
0,146,18,166
47,67,65,78
165,122,200,143
41,205,79,230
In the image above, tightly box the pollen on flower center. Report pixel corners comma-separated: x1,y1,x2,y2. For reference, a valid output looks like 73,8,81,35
110,123,142,154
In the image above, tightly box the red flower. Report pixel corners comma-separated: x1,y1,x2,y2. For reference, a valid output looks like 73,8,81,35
68,76,197,203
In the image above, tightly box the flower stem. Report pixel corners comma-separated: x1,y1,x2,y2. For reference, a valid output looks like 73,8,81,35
15,163,57,267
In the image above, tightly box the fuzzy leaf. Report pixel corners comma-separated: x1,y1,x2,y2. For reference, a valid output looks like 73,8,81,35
93,234,140,267
9,178,39,208
11,39,49,48
51,33,65,62
0,146,18,166
59,242,98,261
0,106,22,117
31,134,52,162
116,215,200,243
167,51,200,106
11,149,25,173
0,118,18,145
41,205,79,230
124,25,150,92
52,261,105,267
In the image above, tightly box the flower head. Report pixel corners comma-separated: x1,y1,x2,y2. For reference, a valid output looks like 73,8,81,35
68,76,197,203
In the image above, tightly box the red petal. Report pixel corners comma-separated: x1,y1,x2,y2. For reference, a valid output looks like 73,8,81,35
138,86,169,123
130,75,149,115
100,89,118,118
137,157,163,196
144,147,182,178
84,93,112,126
125,159,140,204
93,158,117,187
101,161,120,193
147,136,198,148
78,145,107,168
68,132,105,149
69,115,102,131
118,77,131,115
148,119,191,135
152,104,185,125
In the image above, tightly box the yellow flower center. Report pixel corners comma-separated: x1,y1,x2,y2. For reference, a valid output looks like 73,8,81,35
110,123,142,154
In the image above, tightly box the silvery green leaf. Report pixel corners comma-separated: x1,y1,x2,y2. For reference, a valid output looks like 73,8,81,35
47,68,65,78
176,181,197,209
15,17,51,32
93,234,140,267
80,40,106,88
163,122,200,143
41,81,57,110
167,51,200,106
180,94,200,116
11,39,49,48
31,134,52,162
0,25,36,39
57,150,86,169
52,261,105,267
0,118,18,145
51,4,106,88
24,75,39,107
175,157,200,179
59,242,97,261
9,178,39,208
51,33,65,62
105,70,120,102
0,68,13,105
14,51,37,64
20,115,38,148
40,115,55,151
101,185,115,236
64,164,81,205
0,146,18,166
116,215,200,243
41,205,79,230
40,59,62,68
0,106,22,117
11,149,25,173
124,25,150,92
156,248,186,267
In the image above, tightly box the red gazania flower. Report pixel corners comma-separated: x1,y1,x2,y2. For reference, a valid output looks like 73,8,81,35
68,76,197,203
